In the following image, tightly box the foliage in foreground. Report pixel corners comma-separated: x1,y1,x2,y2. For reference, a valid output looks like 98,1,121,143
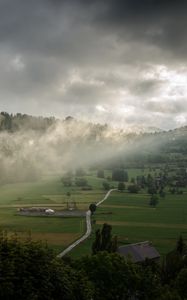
0,233,187,299
0,233,93,300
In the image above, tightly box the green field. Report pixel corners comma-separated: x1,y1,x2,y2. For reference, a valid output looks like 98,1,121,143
71,188,187,257
0,169,186,257
0,172,111,253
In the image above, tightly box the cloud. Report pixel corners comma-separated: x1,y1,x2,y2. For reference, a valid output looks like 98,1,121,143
144,98,187,114
91,0,187,58
0,0,186,129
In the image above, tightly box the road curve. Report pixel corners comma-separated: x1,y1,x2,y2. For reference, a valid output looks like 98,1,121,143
57,188,116,258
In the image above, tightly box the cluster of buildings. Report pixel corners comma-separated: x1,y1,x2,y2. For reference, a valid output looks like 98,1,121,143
18,207,55,214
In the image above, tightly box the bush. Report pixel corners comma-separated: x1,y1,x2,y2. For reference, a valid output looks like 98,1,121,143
149,194,159,207
75,177,88,187
128,184,140,193
118,182,125,192
103,181,110,190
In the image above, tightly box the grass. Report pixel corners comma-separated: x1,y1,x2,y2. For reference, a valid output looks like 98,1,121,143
0,207,86,254
0,176,64,204
0,174,107,205
71,188,187,257
0,169,186,258
0,173,107,253
0,208,85,233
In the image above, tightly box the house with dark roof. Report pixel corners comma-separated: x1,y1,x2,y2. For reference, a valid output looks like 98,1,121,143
117,241,160,263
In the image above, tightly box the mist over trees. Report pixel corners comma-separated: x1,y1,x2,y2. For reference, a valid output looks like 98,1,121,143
0,111,187,185
0,111,55,132
112,169,128,182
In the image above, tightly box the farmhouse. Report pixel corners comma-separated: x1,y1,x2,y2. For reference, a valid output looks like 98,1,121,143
117,241,160,263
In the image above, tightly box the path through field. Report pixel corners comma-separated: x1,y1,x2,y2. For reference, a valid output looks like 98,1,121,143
57,189,116,258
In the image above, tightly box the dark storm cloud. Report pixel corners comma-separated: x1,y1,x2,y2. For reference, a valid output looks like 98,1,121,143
0,0,186,129
91,0,187,62
1,0,186,60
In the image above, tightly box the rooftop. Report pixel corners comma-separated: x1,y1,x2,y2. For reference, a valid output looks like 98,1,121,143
117,241,160,263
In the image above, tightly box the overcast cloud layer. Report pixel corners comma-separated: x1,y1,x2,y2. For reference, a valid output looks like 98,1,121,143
0,0,187,130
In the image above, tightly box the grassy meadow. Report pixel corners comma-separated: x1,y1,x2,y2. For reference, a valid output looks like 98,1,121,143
0,168,186,257
0,172,109,253
70,182,187,257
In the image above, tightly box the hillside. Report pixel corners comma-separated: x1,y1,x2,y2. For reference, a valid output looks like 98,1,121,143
0,112,186,185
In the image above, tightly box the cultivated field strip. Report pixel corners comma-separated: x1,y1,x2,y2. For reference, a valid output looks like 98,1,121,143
96,220,187,229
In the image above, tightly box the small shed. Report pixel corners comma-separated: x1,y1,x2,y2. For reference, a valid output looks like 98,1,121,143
117,241,160,263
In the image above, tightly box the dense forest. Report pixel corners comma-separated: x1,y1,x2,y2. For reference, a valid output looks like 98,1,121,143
0,111,55,132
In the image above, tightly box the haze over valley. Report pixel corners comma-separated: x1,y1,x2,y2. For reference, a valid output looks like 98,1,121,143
0,1,187,299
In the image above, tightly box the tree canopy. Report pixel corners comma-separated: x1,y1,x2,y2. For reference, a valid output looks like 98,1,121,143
0,233,186,300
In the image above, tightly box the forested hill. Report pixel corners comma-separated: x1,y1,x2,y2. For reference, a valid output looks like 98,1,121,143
0,111,56,132
0,111,187,168
0,111,186,137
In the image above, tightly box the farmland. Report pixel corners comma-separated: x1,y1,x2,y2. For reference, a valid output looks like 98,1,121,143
0,167,186,257
70,167,187,257
70,190,187,257
0,172,109,253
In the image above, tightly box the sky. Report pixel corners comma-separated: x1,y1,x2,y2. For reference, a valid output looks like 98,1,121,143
0,0,187,130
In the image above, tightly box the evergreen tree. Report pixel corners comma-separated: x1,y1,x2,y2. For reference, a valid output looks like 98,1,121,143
176,236,187,256
118,181,125,192
92,223,117,254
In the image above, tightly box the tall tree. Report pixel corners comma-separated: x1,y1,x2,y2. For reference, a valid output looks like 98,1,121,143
176,236,187,256
92,223,117,254
100,223,112,251
92,229,101,255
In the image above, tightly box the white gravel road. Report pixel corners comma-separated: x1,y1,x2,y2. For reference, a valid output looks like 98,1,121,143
57,189,116,258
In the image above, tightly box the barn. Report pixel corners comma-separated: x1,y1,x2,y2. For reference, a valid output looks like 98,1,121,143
117,241,160,263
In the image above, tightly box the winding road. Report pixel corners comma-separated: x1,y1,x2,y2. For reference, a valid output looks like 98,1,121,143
57,189,116,258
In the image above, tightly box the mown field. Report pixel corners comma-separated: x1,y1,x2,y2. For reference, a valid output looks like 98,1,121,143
0,168,186,257
71,187,187,257
0,172,110,253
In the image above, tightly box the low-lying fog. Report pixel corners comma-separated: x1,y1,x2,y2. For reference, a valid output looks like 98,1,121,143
0,117,176,184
